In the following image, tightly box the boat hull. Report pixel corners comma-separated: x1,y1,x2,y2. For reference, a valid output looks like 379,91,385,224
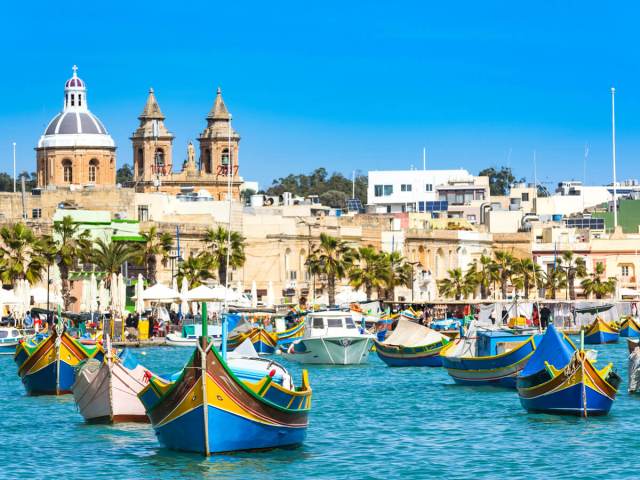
620,318,640,338
584,319,619,344
518,352,618,416
228,328,278,355
0,342,19,355
441,337,536,388
276,322,305,348
15,332,98,395
374,340,445,367
72,358,149,424
140,342,311,455
283,337,373,365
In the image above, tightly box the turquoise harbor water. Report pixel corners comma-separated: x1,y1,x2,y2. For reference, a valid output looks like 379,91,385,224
2,341,638,480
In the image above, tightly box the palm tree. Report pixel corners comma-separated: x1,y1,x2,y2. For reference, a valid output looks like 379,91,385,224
476,254,498,299
543,267,566,300
90,239,135,283
135,226,173,284
512,258,544,299
463,261,480,299
581,263,617,299
438,268,473,300
306,233,354,306
177,253,214,288
52,215,92,309
203,226,246,286
348,246,387,300
0,223,47,287
560,252,587,300
384,251,412,301
493,250,515,299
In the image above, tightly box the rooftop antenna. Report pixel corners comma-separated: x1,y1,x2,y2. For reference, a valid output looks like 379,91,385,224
611,87,618,230
583,143,589,212
533,150,537,193
351,170,355,198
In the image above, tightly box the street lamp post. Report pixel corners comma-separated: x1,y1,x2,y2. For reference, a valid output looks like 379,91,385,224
408,261,419,303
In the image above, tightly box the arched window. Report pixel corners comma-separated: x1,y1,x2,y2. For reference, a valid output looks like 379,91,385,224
78,94,82,107
62,159,73,183
203,149,211,173
137,148,144,177
88,159,98,183
155,148,165,168
71,94,75,107
221,148,230,166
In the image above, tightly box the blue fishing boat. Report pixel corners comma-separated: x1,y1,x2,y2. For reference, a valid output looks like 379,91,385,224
276,320,305,348
517,324,620,416
374,319,449,367
620,316,640,338
14,323,103,395
583,317,619,344
138,304,312,455
440,326,538,388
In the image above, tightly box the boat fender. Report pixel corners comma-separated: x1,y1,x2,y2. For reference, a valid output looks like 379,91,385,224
269,369,276,378
143,370,153,383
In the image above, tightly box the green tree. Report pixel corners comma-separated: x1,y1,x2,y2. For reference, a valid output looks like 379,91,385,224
90,239,135,281
0,223,47,287
306,233,354,306
478,166,520,196
177,253,214,288
348,246,388,300
134,226,173,284
319,190,349,208
512,258,544,299
52,216,92,309
560,252,587,300
493,250,515,299
543,267,567,300
383,251,412,301
438,268,474,300
203,226,246,286
581,263,617,299
116,164,134,184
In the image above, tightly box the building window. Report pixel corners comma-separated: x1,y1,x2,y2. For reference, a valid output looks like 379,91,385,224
425,184,433,192
155,148,165,168
621,265,630,277
401,184,412,192
71,94,75,106
289,271,297,281
374,185,383,197
138,205,149,222
62,160,72,183
88,159,98,183
32,208,42,219
467,214,476,223
386,205,391,213
137,148,144,177
418,201,425,212
221,148,230,165
383,185,393,196
78,94,82,107
522,192,530,201
203,149,212,173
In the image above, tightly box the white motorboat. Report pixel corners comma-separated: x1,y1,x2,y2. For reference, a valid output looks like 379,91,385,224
281,310,374,365
0,327,22,355
72,340,149,423
166,320,222,347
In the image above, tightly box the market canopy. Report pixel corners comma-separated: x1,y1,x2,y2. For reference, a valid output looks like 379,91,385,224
183,285,222,302
136,283,180,302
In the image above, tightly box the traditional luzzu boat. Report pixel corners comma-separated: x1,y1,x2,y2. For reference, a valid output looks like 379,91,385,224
0,327,23,354
583,317,619,344
374,319,449,367
227,325,278,354
619,316,640,338
517,324,621,416
72,338,150,423
138,303,312,455
275,320,305,348
15,320,104,396
440,323,538,388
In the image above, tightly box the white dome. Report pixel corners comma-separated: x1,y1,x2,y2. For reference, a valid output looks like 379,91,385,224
38,66,115,149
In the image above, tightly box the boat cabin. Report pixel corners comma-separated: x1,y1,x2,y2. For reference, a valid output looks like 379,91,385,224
305,311,362,338
476,330,535,357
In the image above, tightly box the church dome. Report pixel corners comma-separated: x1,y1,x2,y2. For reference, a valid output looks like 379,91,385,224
38,66,115,149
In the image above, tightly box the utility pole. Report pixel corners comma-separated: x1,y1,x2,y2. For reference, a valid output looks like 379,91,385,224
12,142,16,193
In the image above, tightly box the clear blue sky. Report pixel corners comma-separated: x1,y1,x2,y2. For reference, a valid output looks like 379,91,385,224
1,1,639,191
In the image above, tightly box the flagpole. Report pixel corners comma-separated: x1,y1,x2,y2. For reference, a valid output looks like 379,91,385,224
611,87,618,230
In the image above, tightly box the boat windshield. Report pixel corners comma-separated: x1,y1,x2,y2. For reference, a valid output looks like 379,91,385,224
11,330,19,338
0,331,6,339
312,317,325,329
327,318,343,328
345,318,357,329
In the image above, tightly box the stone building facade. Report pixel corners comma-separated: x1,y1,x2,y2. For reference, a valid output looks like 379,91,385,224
36,66,116,188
